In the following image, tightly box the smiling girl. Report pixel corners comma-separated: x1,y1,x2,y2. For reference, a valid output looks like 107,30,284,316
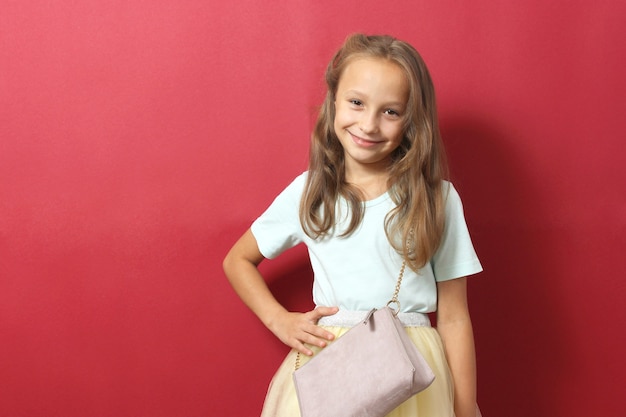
224,34,483,417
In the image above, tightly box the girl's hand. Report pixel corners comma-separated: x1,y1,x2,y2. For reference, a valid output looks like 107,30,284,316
268,306,339,356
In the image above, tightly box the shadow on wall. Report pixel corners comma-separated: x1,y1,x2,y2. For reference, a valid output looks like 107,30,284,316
263,244,315,315
442,113,570,417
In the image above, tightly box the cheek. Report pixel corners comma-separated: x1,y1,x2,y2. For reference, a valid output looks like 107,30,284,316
333,104,344,121
395,129,405,144
332,114,339,135
333,107,347,132
384,124,405,144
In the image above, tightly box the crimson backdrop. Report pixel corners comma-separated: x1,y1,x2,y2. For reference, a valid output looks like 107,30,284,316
1,1,625,416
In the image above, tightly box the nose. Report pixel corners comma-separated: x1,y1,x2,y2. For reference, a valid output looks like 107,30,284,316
359,110,379,135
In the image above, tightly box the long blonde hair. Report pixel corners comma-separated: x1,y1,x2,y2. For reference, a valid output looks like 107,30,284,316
299,34,448,271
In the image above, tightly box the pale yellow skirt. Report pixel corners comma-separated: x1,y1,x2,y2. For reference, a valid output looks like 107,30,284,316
261,311,463,417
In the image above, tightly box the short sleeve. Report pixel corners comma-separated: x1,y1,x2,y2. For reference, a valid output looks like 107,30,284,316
250,173,306,259
431,182,483,281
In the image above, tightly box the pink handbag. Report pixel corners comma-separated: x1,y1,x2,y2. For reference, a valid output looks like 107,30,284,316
292,262,435,417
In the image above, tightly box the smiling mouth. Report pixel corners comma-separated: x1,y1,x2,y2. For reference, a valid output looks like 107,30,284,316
349,131,382,147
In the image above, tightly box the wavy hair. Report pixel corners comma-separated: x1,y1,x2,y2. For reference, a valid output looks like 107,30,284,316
299,34,448,271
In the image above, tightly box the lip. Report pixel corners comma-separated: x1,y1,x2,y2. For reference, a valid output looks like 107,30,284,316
348,131,383,148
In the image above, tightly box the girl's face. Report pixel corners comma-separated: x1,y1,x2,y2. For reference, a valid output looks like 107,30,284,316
333,57,408,178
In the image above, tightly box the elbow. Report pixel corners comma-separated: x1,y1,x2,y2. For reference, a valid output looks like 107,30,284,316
222,249,236,281
222,229,265,282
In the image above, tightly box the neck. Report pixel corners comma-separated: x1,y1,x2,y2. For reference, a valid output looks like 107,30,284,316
345,166,390,201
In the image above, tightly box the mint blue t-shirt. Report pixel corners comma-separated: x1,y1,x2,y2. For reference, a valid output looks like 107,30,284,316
251,173,482,313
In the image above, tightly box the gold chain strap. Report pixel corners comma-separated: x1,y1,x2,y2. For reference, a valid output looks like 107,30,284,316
295,350,301,370
386,259,406,315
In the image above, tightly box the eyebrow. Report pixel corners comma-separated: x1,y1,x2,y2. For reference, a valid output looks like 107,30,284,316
342,89,406,108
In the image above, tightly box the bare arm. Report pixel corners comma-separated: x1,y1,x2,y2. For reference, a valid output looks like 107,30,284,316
222,229,337,356
437,277,477,417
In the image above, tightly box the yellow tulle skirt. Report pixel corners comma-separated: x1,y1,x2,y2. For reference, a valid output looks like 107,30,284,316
261,321,467,417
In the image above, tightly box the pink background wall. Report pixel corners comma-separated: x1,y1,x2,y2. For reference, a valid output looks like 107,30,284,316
1,1,624,416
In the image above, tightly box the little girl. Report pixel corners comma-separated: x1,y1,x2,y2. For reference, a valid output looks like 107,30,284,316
224,33,483,417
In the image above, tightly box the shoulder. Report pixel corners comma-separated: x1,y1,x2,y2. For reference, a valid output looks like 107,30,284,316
280,171,308,197
260,171,309,210
440,180,468,219
292,171,308,187
442,180,463,205
442,180,458,197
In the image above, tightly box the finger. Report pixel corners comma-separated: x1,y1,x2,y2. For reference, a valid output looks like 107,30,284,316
310,306,339,319
307,323,336,343
299,329,332,349
297,316,336,343
294,341,314,357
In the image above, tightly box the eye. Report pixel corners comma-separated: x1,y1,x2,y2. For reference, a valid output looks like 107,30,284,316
384,108,400,117
349,99,363,106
